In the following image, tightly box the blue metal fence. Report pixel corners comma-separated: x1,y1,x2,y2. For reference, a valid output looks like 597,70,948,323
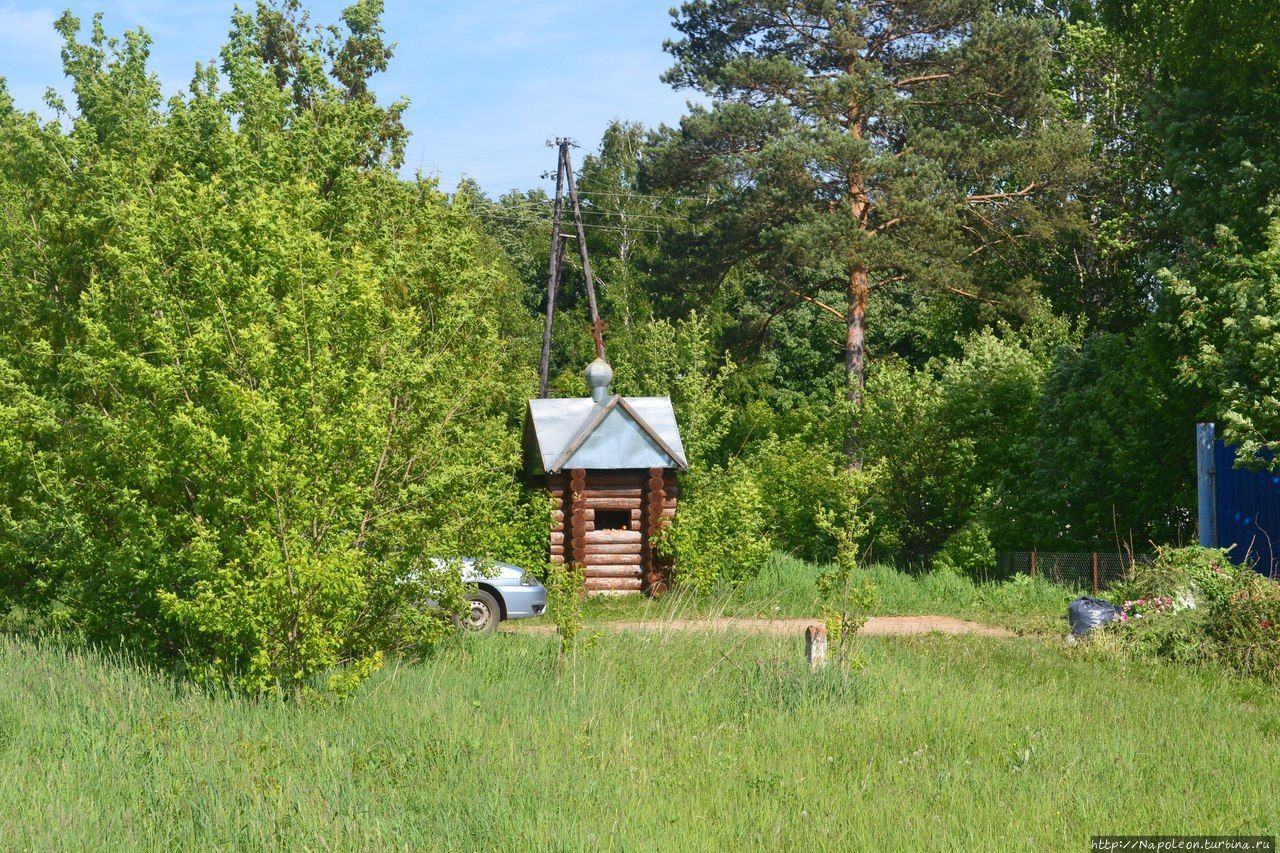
1197,423,1280,578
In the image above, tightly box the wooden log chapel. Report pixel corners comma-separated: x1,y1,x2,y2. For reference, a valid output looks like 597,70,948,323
525,358,687,594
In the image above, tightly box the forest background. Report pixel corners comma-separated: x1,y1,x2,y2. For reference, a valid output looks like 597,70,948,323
3,0,1278,693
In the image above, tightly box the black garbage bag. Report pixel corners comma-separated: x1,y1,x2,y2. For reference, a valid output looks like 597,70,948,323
1068,596,1122,636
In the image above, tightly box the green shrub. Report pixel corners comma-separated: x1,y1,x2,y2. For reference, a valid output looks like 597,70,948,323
659,460,772,594
545,562,585,672
932,519,996,581
0,7,543,697
1106,546,1280,684
1123,545,1239,608
746,435,860,562
1204,574,1280,684
918,566,976,601
1114,607,1209,666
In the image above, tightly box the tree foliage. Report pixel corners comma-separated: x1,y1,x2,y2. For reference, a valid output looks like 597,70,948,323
3,0,1278,674
1102,0,1280,251
1168,222,1280,467
0,4,540,696
647,0,1090,460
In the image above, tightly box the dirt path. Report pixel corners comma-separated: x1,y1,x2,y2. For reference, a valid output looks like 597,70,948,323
503,615,1014,637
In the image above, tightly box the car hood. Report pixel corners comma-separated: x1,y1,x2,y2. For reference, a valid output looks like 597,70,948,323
427,557,525,583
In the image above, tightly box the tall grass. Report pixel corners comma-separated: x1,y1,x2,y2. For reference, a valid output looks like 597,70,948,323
579,552,1077,633
2,631,1276,849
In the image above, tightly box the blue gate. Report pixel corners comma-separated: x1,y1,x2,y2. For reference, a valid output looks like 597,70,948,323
1197,423,1280,578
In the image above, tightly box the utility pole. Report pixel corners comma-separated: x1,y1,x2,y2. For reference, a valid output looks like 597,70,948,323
537,138,607,398
538,139,569,398
564,145,606,362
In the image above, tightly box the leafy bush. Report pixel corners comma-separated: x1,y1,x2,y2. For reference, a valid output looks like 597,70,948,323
545,562,585,672
1122,545,1239,608
1104,546,1280,683
815,504,877,660
931,519,997,581
1113,607,1208,666
746,435,863,562
659,460,771,594
862,316,1068,562
1167,219,1280,468
1014,329,1204,550
1204,574,1280,684
0,6,541,697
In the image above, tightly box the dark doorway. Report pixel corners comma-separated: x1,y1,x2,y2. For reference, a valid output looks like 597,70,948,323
594,509,631,531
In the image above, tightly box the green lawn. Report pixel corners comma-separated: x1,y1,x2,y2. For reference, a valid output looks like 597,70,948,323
2,630,1275,849
574,552,1079,634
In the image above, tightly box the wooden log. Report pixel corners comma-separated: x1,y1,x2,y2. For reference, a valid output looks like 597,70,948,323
583,543,641,555
582,487,643,499
550,554,565,564
584,577,643,592
584,563,645,574
570,473,586,570
583,497,642,510
582,553,642,566
550,532,564,545
585,530,642,544
583,565,642,579
588,589,641,597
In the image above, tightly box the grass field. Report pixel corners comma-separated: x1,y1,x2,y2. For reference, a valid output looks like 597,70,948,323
574,552,1078,634
3,628,1276,850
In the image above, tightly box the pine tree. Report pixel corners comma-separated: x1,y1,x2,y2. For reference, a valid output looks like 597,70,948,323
647,0,1089,463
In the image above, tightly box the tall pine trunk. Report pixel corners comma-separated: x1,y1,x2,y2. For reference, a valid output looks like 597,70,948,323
845,112,868,469
845,262,868,469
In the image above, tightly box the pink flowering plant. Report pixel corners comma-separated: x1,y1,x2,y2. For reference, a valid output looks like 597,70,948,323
1119,595,1174,623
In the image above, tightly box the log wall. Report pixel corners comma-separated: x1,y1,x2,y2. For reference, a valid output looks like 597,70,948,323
546,469,677,594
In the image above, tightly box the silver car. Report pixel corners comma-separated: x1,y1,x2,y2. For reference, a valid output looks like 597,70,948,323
456,558,548,633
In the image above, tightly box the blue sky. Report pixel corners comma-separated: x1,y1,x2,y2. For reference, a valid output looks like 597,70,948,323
0,1,695,193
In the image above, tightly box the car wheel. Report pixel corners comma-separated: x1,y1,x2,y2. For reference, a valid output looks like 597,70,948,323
460,589,501,633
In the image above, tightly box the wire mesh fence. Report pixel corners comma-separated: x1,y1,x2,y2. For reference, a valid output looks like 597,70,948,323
994,551,1151,592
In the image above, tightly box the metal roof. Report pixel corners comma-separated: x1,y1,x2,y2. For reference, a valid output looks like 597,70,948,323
526,395,688,474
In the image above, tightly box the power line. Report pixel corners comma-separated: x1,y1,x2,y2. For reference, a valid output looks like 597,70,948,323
467,176,707,205
571,181,707,204
472,193,686,221
476,200,683,226
479,207,675,231
479,212,669,236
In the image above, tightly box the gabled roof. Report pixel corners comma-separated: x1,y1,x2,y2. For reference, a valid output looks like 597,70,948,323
526,394,688,474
